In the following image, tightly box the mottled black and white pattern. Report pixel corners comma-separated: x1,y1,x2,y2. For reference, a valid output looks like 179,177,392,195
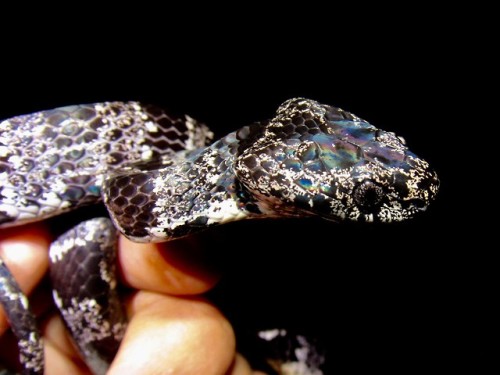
0,260,43,374
0,102,212,227
49,218,125,375
0,98,439,374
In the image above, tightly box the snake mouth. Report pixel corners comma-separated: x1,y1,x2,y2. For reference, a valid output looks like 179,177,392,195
400,198,429,218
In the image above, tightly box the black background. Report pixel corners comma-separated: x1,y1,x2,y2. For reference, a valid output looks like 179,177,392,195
1,26,476,372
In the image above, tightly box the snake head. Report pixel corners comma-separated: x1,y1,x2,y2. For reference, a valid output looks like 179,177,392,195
234,98,439,223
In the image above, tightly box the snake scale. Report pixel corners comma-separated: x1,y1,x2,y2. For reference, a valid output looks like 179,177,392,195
0,98,439,374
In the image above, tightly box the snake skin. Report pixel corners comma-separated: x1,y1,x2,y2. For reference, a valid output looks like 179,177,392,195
49,218,125,375
0,260,43,374
104,98,439,243
0,98,439,374
0,102,212,227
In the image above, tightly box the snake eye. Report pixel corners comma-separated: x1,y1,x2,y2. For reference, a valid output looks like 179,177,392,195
353,180,384,211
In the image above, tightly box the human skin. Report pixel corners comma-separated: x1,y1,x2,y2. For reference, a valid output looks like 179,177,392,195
0,223,265,375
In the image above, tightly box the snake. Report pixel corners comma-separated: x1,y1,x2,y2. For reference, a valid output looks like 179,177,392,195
0,98,439,374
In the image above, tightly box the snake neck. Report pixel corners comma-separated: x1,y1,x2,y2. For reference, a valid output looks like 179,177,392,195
105,132,264,242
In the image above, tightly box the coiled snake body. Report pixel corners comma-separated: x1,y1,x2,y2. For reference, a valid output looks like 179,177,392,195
0,98,439,374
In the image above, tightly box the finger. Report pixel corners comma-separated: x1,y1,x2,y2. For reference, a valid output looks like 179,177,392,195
109,291,235,375
118,233,222,295
43,341,92,375
42,314,92,375
0,223,50,335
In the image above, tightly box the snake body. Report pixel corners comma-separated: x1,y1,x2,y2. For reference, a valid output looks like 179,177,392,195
0,98,439,374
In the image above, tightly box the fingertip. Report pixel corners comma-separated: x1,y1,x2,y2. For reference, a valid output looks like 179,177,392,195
0,223,51,335
118,235,221,295
109,291,235,375
0,224,50,274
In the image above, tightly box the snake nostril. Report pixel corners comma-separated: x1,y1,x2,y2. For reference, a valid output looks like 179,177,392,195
410,198,426,209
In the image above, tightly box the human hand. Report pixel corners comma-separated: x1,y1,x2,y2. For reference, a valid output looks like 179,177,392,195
0,223,263,374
